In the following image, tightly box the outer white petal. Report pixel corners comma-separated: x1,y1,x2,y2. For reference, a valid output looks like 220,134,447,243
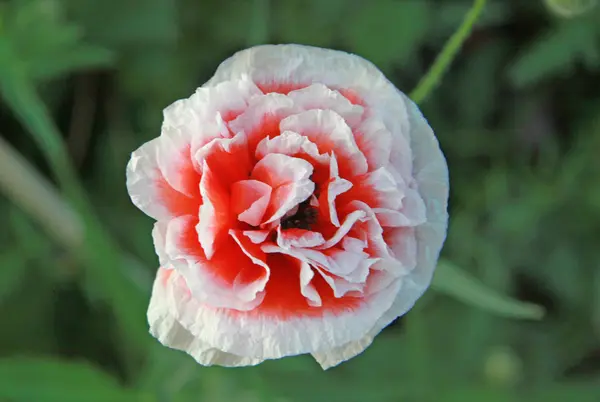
400,95,449,302
155,268,401,362
204,44,412,150
148,268,265,367
313,98,449,371
126,138,175,220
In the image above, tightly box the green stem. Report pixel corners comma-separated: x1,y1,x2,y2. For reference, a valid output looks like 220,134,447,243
410,0,487,104
0,135,83,248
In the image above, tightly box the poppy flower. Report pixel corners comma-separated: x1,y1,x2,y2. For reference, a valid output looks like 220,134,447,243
126,44,449,369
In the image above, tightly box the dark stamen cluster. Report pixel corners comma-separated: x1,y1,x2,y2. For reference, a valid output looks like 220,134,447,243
281,200,318,230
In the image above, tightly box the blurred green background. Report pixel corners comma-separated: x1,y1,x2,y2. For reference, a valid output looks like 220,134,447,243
1,0,600,401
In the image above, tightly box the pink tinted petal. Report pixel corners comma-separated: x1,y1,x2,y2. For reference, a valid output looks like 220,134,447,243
231,180,272,226
384,227,418,273
163,77,261,167
317,209,366,249
228,93,297,150
256,131,330,187
251,153,315,223
279,110,368,178
287,83,364,128
339,167,404,211
372,188,426,228
157,127,201,198
197,161,233,259
353,117,393,171
255,131,329,166
127,138,200,219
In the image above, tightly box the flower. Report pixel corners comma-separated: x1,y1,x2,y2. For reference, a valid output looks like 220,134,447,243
126,44,449,369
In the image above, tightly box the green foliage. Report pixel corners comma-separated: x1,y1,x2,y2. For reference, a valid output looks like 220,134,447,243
509,18,600,87
0,0,114,82
432,260,544,320
0,357,149,402
345,0,431,71
1,0,600,401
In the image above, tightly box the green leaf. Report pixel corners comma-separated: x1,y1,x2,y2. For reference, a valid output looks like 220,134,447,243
0,250,27,302
344,0,430,70
1,0,115,81
432,260,545,320
508,20,598,87
0,357,148,402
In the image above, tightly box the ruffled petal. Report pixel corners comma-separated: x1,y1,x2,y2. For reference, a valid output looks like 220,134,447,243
127,138,200,219
197,161,233,259
251,153,315,223
228,93,297,150
287,83,364,128
279,109,368,178
231,180,272,226
276,227,325,249
151,265,400,361
162,215,267,310
353,116,393,171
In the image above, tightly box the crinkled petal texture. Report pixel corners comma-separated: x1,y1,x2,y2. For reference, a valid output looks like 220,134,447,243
127,44,449,369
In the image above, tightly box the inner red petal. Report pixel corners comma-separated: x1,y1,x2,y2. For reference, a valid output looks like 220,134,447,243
179,217,265,286
156,171,201,217
253,253,362,320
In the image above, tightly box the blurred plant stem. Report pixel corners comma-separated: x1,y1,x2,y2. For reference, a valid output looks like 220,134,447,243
0,135,83,247
410,0,487,104
0,55,151,367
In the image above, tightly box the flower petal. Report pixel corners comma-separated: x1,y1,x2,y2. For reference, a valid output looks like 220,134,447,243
231,180,272,226
153,263,400,361
353,117,393,171
287,83,364,128
251,153,315,223
127,138,200,219
276,227,325,249
162,215,267,310
279,109,368,178
228,93,297,150
197,161,233,259
148,268,266,367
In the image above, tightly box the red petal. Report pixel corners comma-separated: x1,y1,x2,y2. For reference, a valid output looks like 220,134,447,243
231,180,272,226
254,253,362,320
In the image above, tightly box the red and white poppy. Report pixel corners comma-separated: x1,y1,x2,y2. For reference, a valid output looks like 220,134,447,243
126,44,449,369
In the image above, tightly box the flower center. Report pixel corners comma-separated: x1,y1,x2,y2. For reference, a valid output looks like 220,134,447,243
281,200,318,230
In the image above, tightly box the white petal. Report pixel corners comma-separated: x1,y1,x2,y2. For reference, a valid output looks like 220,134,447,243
251,153,315,223
276,227,325,249
148,268,265,367
127,138,196,220
403,95,449,293
287,83,364,128
354,116,393,171
255,130,329,166
156,267,401,361
280,109,368,177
